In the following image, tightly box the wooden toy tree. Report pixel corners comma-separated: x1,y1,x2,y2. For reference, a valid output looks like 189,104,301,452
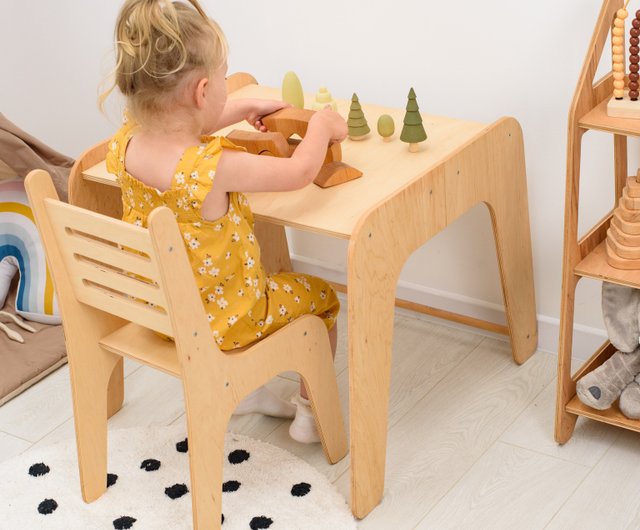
400,88,427,152
311,86,338,111
347,93,370,140
377,114,395,141
282,71,304,109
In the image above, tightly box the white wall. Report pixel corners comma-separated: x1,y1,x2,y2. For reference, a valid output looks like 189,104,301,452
2,0,627,355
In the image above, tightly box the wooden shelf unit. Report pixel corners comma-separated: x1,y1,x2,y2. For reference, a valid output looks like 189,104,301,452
556,0,640,443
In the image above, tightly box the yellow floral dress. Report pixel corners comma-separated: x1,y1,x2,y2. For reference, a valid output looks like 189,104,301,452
106,121,339,350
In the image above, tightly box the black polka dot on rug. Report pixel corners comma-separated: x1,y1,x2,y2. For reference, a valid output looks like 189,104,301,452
291,482,311,497
37,498,58,515
140,458,161,472
165,483,189,499
28,462,50,477
222,480,241,492
222,513,224,524
227,449,250,464
113,515,137,529
107,473,118,487
249,515,273,529
176,438,188,453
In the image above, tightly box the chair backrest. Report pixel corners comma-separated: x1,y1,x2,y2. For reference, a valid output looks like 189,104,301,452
25,169,202,340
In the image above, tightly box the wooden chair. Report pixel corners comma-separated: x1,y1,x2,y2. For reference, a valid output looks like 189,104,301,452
25,169,348,530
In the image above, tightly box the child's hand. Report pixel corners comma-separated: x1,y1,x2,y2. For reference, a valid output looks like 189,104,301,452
309,107,347,144
246,100,291,132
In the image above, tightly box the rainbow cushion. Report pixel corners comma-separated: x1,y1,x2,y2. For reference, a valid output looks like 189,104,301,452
0,179,60,324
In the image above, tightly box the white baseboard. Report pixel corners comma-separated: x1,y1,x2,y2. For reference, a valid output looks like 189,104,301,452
289,253,608,362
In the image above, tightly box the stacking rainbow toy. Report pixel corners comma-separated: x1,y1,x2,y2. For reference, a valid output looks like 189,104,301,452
0,179,60,324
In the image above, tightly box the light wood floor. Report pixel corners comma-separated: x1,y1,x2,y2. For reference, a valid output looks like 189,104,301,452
1,296,636,529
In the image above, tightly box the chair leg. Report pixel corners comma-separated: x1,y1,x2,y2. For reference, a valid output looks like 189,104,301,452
68,349,119,503
185,399,231,530
107,358,125,419
298,329,348,464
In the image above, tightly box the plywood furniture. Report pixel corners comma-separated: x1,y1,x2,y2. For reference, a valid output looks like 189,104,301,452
72,74,537,518
556,0,640,443
25,169,347,530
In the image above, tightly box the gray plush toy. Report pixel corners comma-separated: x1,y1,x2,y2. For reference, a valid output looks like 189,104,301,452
576,282,640,418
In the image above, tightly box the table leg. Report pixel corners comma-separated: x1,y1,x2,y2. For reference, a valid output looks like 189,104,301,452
444,117,537,364
254,220,292,274
347,118,537,518
347,169,448,518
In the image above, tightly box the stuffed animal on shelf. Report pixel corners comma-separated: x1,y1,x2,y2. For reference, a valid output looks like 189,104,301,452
576,281,640,418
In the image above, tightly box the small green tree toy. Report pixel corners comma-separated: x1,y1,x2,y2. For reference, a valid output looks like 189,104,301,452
400,87,427,152
347,93,370,140
282,71,304,109
377,114,395,142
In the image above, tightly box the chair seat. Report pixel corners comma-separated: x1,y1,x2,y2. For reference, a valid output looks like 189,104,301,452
99,323,181,377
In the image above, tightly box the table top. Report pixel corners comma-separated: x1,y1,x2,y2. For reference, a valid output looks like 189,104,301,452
83,84,487,239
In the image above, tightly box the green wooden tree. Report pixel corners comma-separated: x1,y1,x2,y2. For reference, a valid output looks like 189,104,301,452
400,88,427,151
282,71,304,109
348,93,370,140
377,114,395,141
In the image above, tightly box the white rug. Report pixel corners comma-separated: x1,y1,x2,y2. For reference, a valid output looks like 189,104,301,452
0,424,356,529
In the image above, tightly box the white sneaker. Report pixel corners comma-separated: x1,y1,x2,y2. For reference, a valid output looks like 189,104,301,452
289,394,321,444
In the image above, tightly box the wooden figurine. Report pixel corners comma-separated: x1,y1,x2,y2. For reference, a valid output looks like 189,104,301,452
347,93,370,140
282,71,304,109
226,108,362,188
377,114,395,141
400,88,427,152
311,87,338,111
606,168,640,268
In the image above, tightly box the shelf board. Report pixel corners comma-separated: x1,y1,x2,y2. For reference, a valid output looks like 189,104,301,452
579,98,640,136
574,240,640,287
566,395,640,432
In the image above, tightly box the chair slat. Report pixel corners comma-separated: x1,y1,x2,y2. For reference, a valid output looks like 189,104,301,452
76,280,173,337
68,257,167,308
65,230,160,281
45,197,155,255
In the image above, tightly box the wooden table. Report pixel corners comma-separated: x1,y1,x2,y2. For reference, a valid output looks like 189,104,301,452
75,80,538,519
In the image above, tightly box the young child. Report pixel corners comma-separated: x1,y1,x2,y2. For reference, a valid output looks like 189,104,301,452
102,0,346,443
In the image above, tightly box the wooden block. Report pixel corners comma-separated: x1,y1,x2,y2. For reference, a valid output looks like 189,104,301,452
262,108,315,140
314,161,363,188
622,186,640,210
226,130,290,157
609,220,640,246
607,229,640,259
606,239,640,269
623,186,640,209
617,199,640,222
627,175,640,197
607,93,640,119
612,213,640,235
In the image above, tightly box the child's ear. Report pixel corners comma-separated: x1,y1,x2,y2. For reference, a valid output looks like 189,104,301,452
194,77,209,109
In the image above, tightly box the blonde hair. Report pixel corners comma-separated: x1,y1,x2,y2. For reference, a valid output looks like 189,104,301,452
100,0,227,125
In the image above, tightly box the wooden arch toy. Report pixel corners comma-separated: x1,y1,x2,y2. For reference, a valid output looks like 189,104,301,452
226,108,363,188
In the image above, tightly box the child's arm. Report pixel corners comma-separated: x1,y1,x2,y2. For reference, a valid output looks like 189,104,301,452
214,107,347,193
212,99,290,133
